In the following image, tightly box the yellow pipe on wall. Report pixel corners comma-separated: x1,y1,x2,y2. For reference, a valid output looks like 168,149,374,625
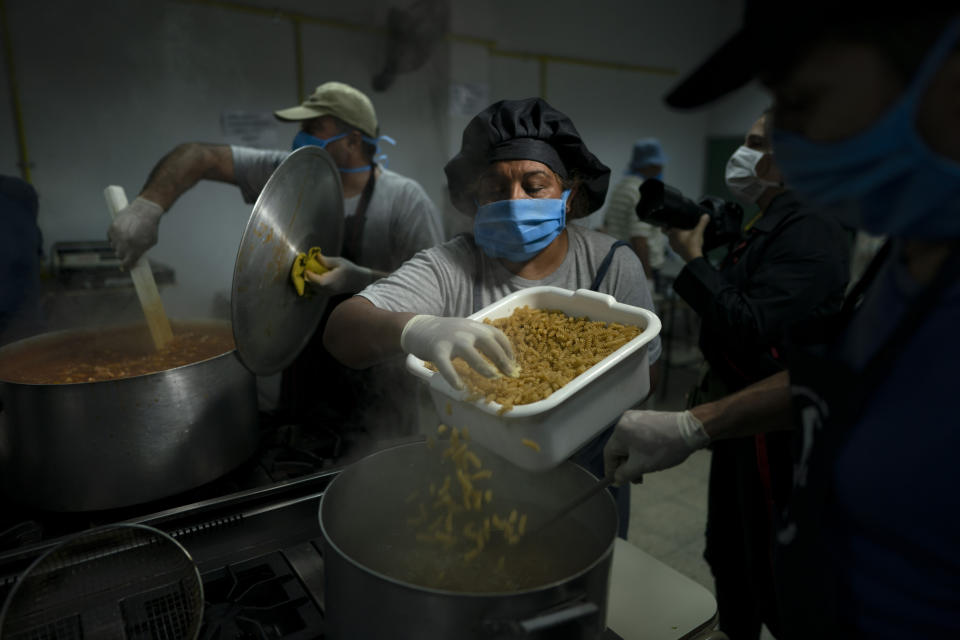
0,0,31,182
0,0,683,182
181,0,679,106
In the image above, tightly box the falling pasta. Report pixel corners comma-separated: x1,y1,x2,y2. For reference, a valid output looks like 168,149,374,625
407,424,529,578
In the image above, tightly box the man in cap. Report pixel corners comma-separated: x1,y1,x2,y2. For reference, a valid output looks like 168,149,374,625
108,81,442,287
324,97,662,538
602,138,668,282
604,3,960,638
108,81,443,442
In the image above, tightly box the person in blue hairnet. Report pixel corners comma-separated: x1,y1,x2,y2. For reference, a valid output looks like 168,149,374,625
324,97,663,538
604,3,960,638
106,81,443,444
602,138,668,285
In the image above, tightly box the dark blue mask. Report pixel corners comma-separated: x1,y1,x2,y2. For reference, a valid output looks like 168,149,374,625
772,17,960,237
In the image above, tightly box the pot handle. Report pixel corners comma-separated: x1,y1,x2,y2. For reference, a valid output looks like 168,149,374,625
483,598,600,636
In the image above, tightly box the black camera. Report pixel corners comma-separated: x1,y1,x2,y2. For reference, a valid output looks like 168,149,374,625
635,179,744,251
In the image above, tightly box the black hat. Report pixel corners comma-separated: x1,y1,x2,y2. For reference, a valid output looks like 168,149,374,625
665,2,954,109
444,98,610,214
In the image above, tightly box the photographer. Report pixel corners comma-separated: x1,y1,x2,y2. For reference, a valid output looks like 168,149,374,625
663,112,850,639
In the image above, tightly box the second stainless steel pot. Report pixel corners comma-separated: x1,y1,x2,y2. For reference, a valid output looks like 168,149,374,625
0,319,259,512
320,441,617,639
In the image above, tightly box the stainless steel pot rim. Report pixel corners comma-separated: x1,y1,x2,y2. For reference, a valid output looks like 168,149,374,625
0,319,238,387
318,441,618,598
0,349,240,387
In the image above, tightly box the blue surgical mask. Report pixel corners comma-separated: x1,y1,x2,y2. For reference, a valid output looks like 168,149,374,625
292,130,348,151
291,131,398,174
772,17,960,237
474,190,570,262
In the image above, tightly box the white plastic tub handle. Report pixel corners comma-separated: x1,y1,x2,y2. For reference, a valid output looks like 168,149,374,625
573,288,616,307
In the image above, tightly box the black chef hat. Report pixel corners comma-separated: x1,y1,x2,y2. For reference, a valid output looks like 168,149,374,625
444,98,611,215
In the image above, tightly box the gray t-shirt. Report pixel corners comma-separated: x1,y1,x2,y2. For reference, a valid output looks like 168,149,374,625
231,146,443,271
360,224,662,363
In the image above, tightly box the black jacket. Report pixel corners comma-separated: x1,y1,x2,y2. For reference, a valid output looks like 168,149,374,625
674,190,851,388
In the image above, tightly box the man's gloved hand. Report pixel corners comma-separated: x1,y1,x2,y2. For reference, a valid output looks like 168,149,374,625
603,410,710,484
305,255,373,296
400,315,519,390
107,196,164,269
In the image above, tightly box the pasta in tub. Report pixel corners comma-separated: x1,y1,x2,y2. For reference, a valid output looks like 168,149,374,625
429,306,640,414
406,287,662,471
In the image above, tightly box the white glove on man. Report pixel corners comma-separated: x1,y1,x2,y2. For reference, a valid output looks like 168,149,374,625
305,255,373,297
400,315,518,390
107,196,164,269
603,410,711,484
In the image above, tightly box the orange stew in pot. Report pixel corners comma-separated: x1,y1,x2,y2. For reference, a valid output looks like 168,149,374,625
0,322,235,384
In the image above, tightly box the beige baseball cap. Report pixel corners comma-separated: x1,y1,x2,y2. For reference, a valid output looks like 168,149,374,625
274,81,378,137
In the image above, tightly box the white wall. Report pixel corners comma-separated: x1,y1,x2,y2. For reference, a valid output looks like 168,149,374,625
2,0,450,318
2,0,753,319
448,0,746,227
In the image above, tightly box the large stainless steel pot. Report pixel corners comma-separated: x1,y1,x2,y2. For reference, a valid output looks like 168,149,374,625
0,319,259,512
320,441,617,639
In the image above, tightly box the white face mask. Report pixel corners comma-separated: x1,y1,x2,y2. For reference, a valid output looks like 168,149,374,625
725,145,780,204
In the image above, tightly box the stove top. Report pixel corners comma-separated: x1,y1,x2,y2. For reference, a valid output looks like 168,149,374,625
200,550,324,639
0,420,629,639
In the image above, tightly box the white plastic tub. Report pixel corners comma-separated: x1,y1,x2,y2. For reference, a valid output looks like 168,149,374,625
405,286,662,471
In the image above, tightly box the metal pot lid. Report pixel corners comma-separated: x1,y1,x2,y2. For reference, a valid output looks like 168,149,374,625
231,146,344,375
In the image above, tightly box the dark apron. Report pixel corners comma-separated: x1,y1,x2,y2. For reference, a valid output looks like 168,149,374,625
774,241,960,638
690,228,793,638
472,238,634,538
279,168,381,436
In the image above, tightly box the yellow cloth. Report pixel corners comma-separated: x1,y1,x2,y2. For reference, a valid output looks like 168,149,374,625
290,247,329,296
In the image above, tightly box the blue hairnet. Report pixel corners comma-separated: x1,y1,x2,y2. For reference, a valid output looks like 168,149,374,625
629,138,666,173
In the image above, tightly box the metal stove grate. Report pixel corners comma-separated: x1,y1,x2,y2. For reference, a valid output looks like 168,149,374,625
121,581,198,639
199,552,323,639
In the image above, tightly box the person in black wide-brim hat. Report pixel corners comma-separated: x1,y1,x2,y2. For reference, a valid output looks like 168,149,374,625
604,2,960,638
323,97,663,539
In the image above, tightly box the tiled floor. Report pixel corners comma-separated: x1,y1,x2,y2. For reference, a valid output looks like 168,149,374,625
627,447,714,591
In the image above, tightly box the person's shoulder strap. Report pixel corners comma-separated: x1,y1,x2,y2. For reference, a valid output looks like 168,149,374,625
343,166,378,263
590,239,631,292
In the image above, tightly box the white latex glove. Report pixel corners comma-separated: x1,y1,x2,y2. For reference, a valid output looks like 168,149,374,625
400,315,519,390
603,410,710,484
107,196,164,269
305,255,373,296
